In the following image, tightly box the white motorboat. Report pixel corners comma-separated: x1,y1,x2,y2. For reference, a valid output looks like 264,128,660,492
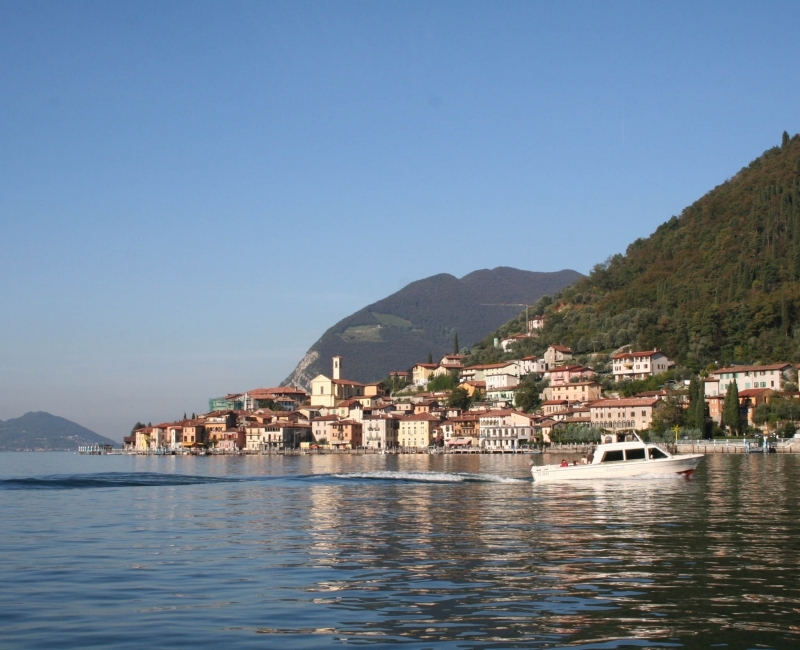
530,432,704,482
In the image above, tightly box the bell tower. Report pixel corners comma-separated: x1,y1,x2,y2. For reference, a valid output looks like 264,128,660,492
332,356,342,380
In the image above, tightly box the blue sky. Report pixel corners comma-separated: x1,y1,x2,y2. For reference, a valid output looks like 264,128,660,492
1,1,799,439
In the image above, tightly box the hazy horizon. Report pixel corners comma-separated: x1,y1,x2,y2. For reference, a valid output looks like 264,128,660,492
2,1,799,440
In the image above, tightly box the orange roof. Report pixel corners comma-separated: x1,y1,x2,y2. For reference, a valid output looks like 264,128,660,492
737,388,773,398
590,397,660,408
611,350,665,359
402,412,441,421
331,379,365,386
713,363,791,374
548,364,592,373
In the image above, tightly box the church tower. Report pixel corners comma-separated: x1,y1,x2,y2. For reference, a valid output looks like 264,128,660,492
332,356,342,381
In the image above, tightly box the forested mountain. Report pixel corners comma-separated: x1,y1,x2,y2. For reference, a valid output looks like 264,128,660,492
471,133,800,370
282,267,582,388
0,412,117,451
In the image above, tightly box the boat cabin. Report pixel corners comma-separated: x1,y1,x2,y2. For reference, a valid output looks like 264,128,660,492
591,432,670,464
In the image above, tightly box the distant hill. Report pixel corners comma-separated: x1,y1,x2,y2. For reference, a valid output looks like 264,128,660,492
0,412,117,451
283,267,583,388
470,132,800,370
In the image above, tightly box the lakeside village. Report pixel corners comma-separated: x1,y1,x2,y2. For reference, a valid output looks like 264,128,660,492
120,327,800,454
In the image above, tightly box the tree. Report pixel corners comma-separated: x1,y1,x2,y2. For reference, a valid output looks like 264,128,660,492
723,381,741,435
447,387,471,410
687,377,706,431
453,332,459,355
514,376,544,412
131,422,146,433
650,397,684,433
427,351,433,364
427,372,456,392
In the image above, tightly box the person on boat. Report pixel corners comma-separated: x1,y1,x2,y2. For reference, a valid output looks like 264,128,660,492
560,459,568,467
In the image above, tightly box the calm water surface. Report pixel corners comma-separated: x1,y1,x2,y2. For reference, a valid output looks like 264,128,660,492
1,452,798,649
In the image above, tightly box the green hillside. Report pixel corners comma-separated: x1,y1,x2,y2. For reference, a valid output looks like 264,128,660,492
471,133,800,370
282,267,582,388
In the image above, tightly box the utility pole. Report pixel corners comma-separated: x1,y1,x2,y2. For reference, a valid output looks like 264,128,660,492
479,303,532,331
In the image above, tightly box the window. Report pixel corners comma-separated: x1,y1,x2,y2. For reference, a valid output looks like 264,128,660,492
649,448,668,459
602,450,624,463
625,448,645,460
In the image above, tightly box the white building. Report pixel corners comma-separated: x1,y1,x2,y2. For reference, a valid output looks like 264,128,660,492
520,356,547,375
485,373,520,391
478,410,535,450
362,415,400,449
611,350,670,381
704,363,793,396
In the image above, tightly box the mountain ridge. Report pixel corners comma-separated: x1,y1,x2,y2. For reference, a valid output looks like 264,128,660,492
0,412,118,451
283,267,583,388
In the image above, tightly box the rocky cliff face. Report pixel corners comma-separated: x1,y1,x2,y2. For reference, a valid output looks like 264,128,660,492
282,267,583,389
283,350,319,393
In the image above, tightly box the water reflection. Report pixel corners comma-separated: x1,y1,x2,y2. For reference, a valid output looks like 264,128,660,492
1,453,799,648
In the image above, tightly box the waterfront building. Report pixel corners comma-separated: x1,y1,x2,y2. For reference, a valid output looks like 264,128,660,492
362,415,400,449
202,411,237,436
441,414,479,448
398,412,440,448
310,415,339,443
478,410,535,450
329,419,362,449
245,421,312,451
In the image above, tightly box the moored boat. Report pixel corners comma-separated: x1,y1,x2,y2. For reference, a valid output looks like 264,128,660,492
531,432,704,482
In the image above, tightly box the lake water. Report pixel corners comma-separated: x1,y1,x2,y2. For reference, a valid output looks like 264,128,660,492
1,452,799,649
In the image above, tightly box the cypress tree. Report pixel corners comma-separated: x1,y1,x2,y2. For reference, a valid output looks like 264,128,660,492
427,351,433,364
723,381,740,435
453,332,459,355
688,377,705,430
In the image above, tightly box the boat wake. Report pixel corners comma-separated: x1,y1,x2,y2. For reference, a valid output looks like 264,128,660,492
0,470,529,491
0,472,246,490
333,470,527,484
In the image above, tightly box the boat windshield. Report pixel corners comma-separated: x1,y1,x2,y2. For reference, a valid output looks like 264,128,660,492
648,447,668,459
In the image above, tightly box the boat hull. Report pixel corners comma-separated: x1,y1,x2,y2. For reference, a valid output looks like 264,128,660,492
530,454,705,482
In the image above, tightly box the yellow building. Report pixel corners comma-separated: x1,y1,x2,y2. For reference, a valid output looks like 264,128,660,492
412,363,438,387
398,413,440,448
310,356,365,408
543,381,602,403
